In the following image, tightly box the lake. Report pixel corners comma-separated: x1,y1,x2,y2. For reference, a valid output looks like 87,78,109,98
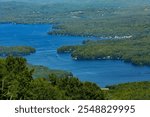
0,23,150,87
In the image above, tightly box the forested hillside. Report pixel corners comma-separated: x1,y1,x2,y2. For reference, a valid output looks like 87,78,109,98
0,56,104,100
57,36,150,66
0,56,149,100
1,0,150,37
106,81,150,100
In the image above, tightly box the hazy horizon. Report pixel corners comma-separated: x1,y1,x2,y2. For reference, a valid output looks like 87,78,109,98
0,0,150,6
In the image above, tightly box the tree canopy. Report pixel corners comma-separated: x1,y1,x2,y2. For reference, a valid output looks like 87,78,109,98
0,56,104,100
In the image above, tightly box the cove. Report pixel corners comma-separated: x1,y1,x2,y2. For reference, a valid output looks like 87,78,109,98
0,23,150,87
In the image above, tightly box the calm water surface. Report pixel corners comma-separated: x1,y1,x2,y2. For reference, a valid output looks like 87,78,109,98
0,24,150,87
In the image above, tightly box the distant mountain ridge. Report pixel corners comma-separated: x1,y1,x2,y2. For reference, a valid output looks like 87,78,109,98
0,0,150,7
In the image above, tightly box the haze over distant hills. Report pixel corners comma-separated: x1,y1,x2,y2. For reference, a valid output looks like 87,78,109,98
0,0,150,7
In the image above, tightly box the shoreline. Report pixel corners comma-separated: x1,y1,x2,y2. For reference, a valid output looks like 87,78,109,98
0,22,133,40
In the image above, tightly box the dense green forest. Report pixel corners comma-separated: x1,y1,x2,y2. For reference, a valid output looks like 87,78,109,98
57,36,150,66
0,56,104,100
0,46,36,57
106,81,150,100
0,56,149,100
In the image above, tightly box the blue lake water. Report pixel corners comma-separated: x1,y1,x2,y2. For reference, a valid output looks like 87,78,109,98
0,23,150,87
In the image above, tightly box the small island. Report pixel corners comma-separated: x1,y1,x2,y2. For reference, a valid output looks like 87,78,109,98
0,46,36,57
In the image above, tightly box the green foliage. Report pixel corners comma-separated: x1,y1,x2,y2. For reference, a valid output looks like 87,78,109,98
28,64,73,79
57,36,150,66
106,81,150,100
49,6,150,37
0,56,104,100
49,75,105,100
0,57,149,100
26,78,65,100
0,46,36,57
0,56,33,99
81,82,105,100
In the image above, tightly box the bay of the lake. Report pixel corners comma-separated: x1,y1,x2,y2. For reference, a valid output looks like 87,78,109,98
0,23,150,87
